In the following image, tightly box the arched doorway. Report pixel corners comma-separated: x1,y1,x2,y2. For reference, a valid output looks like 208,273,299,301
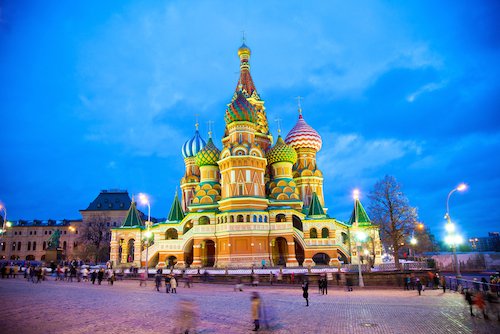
26,255,35,261
166,228,178,240
184,240,194,267
294,238,305,266
167,256,177,268
272,237,288,266
292,215,303,231
276,214,286,222
312,253,330,265
202,240,215,267
127,239,135,262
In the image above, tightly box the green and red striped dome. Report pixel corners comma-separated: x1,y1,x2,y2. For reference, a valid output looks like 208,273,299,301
224,91,257,125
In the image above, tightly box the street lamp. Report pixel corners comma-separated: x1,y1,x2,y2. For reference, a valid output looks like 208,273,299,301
444,183,467,278
139,193,152,280
352,189,365,287
410,236,417,259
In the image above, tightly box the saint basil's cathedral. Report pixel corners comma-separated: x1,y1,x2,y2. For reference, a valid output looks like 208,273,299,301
110,42,382,268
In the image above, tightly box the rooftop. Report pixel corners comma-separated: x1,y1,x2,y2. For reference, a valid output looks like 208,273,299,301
82,189,131,211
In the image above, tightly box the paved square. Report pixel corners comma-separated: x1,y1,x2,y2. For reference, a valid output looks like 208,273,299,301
0,278,498,333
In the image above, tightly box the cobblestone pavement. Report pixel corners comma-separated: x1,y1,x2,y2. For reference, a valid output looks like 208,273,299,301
0,278,499,334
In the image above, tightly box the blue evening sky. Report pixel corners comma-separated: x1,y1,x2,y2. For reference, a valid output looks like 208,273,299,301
1,1,499,240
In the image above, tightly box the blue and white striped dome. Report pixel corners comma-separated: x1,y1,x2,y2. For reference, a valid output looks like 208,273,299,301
182,129,206,158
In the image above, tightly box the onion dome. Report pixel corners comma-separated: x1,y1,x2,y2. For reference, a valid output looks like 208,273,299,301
285,111,322,151
182,125,206,158
224,90,257,125
266,135,297,165
238,42,251,58
195,137,220,167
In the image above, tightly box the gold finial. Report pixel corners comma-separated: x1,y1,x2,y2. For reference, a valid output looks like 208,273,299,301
296,96,303,115
207,120,214,138
275,118,282,135
195,113,199,130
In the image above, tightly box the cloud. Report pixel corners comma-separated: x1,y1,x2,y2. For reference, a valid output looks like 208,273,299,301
318,132,422,187
407,80,448,102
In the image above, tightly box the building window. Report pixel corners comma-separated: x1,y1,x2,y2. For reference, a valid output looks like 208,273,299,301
310,228,318,239
322,228,329,239
34,231,36,235
1,242,5,251
45,231,47,235
27,241,31,251
49,231,52,235
43,242,46,250
63,241,67,250
17,242,21,251
113,222,116,227
12,242,16,251
64,231,67,235
29,231,32,235
33,242,36,251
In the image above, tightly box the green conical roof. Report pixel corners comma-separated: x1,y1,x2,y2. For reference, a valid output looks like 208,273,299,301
167,192,185,222
348,199,371,226
307,192,326,217
121,201,143,228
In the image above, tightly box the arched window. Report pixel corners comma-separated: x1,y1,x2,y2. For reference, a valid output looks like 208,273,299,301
276,214,286,222
310,228,318,239
264,216,267,222
292,215,303,231
253,215,257,222
321,228,329,238
63,241,67,250
27,241,31,251
33,242,37,251
237,215,244,222
166,228,178,240
341,232,349,245
246,215,250,222
42,241,46,250
199,216,210,225
230,216,235,223
258,216,263,223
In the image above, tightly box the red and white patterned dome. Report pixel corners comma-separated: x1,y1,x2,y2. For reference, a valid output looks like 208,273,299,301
285,112,322,151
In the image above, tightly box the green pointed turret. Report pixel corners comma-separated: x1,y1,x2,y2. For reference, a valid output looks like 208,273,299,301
307,192,326,218
167,192,185,222
348,199,371,226
121,201,143,228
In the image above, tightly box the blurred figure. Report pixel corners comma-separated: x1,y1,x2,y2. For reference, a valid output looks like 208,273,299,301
176,298,198,334
170,275,178,294
251,292,261,331
416,278,423,296
234,277,244,292
302,280,309,306
473,293,489,319
441,275,446,293
464,288,474,316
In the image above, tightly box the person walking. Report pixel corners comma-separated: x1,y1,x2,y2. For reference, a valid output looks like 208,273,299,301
165,275,171,293
170,275,178,294
155,273,162,292
251,292,261,331
441,275,446,293
416,278,423,296
90,270,97,284
97,268,104,285
302,280,309,306
139,270,147,287
465,288,475,316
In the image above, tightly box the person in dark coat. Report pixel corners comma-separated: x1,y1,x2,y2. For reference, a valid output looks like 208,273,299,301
155,273,162,292
416,278,423,296
90,270,97,284
302,280,309,306
165,275,171,293
97,268,104,285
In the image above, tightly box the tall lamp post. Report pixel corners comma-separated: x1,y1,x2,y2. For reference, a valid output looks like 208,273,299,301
353,189,366,287
409,235,417,260
444,183,467,278
139,193,152,281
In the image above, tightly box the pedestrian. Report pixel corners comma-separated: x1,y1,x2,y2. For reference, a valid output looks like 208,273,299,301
82,267,89,282
235,277,244,292
251,292,261,331
346,276,353,291
109,271,116,285
323,277,328,295
336,272,341,286
291,272,295,284
252,273,259,287
139,270,147,287
170,275,178,294
441,275,446,293
90,270,97,284
261,259,266,269
473,292,489,319
155,273,162,292
269,272,273,285
177,298,198,334
97,268,104,285
277,271,283,284
165,274,171,293
404,275,410,290
416,278,423,296
481,277,489,292
464,288,475,316
302,280,309,306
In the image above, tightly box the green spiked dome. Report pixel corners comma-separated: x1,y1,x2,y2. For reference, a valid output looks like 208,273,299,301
347,199,371,226
195,137,221,167
224,90,257,124
266,135,298,165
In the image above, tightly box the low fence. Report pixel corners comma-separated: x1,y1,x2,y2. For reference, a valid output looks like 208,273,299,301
445,277,500,294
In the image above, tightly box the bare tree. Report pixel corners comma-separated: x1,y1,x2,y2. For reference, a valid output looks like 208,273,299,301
413,226,440,255
368,175,418,270
76,215,111,263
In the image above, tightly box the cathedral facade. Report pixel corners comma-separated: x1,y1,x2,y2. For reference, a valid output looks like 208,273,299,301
110,43,382,268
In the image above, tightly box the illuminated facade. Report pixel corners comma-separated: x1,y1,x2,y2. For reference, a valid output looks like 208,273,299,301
110,43,382,268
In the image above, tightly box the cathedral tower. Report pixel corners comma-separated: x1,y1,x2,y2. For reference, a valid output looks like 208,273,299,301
285,107,324,207
180,123,206,211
